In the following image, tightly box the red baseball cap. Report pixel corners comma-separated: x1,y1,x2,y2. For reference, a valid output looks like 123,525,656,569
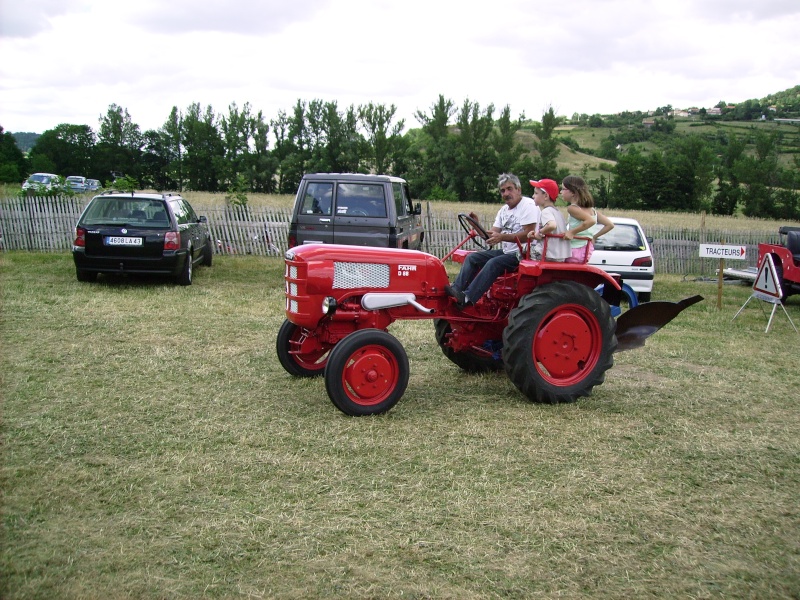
530,179,559,201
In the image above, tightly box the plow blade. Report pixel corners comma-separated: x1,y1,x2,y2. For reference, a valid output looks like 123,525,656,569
614,295,704,352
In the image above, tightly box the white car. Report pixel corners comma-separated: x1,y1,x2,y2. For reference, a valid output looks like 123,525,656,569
22,173,60,191
66,176,88,192
589,216,654,302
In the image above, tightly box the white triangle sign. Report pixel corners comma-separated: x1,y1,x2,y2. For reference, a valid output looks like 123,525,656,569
753,253,784,301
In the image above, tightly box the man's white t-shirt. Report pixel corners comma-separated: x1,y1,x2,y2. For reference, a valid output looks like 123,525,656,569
493,196,540,254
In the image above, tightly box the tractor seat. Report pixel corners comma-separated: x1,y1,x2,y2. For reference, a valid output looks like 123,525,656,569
787,230,800,265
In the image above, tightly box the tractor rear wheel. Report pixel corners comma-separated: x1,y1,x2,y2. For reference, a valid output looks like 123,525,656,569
503,281,616,404
434,319,504,372
276,319,329,377
324,329,409,416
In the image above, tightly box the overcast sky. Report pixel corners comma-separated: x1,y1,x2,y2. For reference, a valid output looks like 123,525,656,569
1,0,798,135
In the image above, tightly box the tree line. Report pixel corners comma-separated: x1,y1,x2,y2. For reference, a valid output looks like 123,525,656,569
1,88,799,219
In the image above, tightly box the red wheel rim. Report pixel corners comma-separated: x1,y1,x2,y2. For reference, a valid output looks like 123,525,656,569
532,304,602,386
290,328,328,371
340,345,400,406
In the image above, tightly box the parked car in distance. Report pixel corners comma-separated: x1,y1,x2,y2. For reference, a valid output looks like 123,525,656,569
85,179,101,191
72,191,213,285
66,176,88,192
288,173,424,250
22,173,60,191
589,216,654,302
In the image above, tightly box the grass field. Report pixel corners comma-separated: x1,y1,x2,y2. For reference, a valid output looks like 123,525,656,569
2,252,799,599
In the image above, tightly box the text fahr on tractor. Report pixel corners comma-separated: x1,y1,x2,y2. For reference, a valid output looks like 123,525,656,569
277,214,703,416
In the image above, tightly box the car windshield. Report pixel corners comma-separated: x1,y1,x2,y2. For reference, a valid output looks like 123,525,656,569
593,224,645,251
28,174,50,183
81,199,170,227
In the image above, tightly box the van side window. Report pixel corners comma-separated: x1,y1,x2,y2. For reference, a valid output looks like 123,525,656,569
336,183,387,218
301,183,334,215
392,183,407,217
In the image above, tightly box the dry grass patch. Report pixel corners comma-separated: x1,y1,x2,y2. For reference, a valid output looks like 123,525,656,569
2,254,799,598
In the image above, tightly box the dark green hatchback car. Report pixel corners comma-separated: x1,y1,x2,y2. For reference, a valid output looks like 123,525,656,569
72,191,213,285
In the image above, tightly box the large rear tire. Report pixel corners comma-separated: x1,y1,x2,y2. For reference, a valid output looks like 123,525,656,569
503,281,616,404
276,319,328,377
324,329,409,416
434,319,503,373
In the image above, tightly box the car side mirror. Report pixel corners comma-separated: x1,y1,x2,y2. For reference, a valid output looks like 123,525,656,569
413,202,422,215
199,215,208,223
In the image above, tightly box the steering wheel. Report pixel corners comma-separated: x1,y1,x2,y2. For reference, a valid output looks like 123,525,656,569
458,213,490,249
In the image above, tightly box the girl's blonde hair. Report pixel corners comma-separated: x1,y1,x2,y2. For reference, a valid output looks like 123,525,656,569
562,175,594,208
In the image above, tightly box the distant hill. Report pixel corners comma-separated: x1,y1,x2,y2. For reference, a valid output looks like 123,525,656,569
11,132,40,153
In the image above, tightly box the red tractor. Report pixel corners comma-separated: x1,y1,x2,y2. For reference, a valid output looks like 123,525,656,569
758,226,800,302
277,215,703,416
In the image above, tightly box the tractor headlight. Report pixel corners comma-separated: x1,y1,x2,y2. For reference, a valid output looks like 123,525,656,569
322,297,337,315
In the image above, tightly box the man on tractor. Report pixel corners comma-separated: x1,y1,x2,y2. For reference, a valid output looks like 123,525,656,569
446,173,540,308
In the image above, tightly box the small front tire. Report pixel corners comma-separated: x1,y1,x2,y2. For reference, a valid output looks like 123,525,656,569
324,329,409,416
276,319,329,377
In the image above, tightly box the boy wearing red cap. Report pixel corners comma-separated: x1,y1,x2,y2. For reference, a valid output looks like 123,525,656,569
528,179,570,261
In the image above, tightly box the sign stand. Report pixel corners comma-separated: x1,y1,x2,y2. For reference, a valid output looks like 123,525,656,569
732,254,798,334
699,243,747,309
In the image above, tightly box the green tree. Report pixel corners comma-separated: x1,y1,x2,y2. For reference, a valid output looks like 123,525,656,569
182,103,223,191
359,102,405,174
140,129,172,191
412,95,457,200
96,104,143,180
609,146,646,209
158,106,184,191
492,105,534,180
27,124,94,177
452,100,497,203
0,126,29,183
639,152,671,210
737,131,784,218
712,133,746,215
248,111,278,193
663,135,715,211
530,107,566,182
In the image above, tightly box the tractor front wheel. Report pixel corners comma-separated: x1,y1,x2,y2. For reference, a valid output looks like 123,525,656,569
276,319,329,377
324,329,409,416
503,282,616,404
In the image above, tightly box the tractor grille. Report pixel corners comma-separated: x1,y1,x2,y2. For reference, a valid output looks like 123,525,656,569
333,262,390,289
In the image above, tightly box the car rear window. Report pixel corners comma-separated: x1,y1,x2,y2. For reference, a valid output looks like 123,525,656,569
335,183,387,218
594,224,646,251
81,199,170,227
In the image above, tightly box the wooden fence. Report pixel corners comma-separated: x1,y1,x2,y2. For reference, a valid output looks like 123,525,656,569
0,196,781,275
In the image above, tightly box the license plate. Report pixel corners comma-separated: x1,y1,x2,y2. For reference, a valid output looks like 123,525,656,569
105,236,143,246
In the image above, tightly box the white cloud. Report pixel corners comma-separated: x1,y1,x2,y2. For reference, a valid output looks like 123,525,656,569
0,0,798,134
